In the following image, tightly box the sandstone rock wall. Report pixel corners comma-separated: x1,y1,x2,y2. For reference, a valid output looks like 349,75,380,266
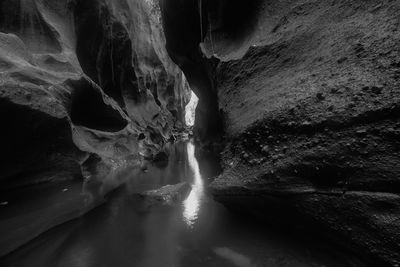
161,0,400,265
0,0,190,255
0,0,190,188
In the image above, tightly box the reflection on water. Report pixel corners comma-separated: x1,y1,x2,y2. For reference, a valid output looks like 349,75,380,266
213,247,258,267
0,141,360,267
183,142,204,227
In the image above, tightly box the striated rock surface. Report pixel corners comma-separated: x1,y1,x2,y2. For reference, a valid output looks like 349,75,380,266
0,0,190,256
161,0,400,265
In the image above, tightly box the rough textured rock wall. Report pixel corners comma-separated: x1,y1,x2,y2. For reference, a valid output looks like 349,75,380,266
161,0,400,265
0,0,190,255
0,0,190,187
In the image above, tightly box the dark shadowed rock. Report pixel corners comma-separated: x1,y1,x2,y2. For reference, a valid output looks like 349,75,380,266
153,151,169,168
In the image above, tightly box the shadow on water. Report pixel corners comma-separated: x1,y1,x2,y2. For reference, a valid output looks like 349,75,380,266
1,140,362,267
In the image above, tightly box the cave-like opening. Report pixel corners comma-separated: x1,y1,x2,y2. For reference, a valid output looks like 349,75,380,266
159,0,263,143
69,79,127,132
159,0,223,142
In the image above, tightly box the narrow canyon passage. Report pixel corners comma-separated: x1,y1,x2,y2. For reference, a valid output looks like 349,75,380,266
1,141,360,267
1,0,400,266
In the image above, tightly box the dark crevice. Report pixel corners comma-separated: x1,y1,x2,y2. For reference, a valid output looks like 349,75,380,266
149,127,164,145
74,0,138,106
203,0,264,42
160,0,223,142
138,133,146,140
291,164,354,190
0,98,80,187
152,84,162,107
69,79,127,132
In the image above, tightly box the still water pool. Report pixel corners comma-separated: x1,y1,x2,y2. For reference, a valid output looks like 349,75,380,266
1,141,360,267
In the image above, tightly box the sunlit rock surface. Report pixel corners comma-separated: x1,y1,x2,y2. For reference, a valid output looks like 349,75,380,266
185,91,199,127
0,0,190,256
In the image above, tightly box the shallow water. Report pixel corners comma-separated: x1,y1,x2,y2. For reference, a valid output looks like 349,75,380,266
1,141,359,267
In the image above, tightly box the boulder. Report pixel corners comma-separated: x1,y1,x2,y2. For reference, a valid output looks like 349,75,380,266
139,182,192,207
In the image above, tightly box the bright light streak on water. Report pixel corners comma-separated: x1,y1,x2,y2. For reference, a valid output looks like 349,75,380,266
0,141,356,267
183,142,204,228
214,247,259,267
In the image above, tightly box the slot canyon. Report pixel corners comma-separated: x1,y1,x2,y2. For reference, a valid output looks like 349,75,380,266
0,0,400,266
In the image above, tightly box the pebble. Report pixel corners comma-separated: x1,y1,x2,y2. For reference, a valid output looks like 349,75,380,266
261,145,269,153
